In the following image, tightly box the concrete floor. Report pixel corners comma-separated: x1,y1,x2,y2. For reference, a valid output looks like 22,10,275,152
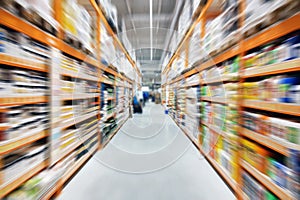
59,103,235,200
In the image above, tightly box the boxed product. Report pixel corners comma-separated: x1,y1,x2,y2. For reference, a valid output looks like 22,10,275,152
242,171,278,200
267,157,289,189
242,139,270,173
268,117,300,145
287,149,300,199
243,82,259,100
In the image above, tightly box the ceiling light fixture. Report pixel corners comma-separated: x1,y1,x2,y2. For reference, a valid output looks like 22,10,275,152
150,0,153,60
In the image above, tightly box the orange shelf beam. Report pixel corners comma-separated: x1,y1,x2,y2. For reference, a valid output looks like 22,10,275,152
61,93,98,101
244,13,300,53
0,9,99,68
0,130,48,155
0,161,48,198
164,14,300,85
202,73,238,84
200,46,240,71
0,96,47,106
0,9,59,47
0,54,48,72
44,146,98,200
201,97,236,105
242,161,293,200
240,127,300,156
242,58,300,78
206,154,238,193
242,100,300,116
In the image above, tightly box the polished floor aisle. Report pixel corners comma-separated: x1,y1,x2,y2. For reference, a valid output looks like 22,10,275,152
59,103,235,200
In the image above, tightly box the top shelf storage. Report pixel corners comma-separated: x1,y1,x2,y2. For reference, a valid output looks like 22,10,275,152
164,13,300,85
0,9,99,67
0,6,140,82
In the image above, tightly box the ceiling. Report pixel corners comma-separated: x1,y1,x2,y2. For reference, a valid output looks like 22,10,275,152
110,0,179,85
78,0,180,85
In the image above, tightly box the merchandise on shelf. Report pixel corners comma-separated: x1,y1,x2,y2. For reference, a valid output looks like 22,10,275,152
60,55,98,78
100,0,118,33
0,27,50,59
242,138,270,173
200,125,210,154
177,1,193,40
60,75,98,96
242,137,297,197
161,1,300,199
287,149,300,200
0,0,58,34
188,23,201,67
243,35,300,69
201,57,239,82
185,86,200,138
243,0,300,37
242,111,300,145
242,75,300,104
242,171,278,200
0,27,51,59
5,135,98,200
0,103,49,141
186,74,200,86
5,163,64,200
202,0,240,55
61,0,94,51
217,136,239,180
2,143,48,184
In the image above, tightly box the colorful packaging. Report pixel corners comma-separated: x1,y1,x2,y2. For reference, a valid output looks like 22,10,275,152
267,117,300,144
242,171,265,200
242,111,261,132
259,78,273,101
287,149,300,199
243,82,259,99
288,85,300,104
242,139,269,173
273,160,289,189
265,191,278,200
278,77,299,103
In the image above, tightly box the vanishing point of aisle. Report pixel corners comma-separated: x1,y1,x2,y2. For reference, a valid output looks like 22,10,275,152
59,103,235,200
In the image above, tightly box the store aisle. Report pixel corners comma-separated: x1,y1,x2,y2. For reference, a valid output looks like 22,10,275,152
59,103,235,200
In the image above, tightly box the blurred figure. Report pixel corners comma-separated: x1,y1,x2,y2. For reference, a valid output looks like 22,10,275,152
138,90,144,107
133,95,142,114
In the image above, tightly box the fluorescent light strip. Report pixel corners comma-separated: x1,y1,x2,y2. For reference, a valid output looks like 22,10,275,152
150,0,153,60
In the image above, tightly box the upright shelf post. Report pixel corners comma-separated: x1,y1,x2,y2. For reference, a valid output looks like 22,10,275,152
96,6,102,151
236,0,246,198
53,0,63,39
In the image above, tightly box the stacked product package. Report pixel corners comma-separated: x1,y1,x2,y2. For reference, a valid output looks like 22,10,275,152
0,27,50,65
188,23,202,67
243,0,300,37
61,0,94,53
1,0,58,34
202,0,240,55
100,22,116,66
185,87,200,139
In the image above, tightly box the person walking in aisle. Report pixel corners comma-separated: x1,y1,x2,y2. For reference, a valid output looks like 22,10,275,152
138,90,144,107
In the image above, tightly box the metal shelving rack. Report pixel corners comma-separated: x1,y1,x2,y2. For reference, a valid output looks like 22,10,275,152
162,0,300,199
0,0,138,199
